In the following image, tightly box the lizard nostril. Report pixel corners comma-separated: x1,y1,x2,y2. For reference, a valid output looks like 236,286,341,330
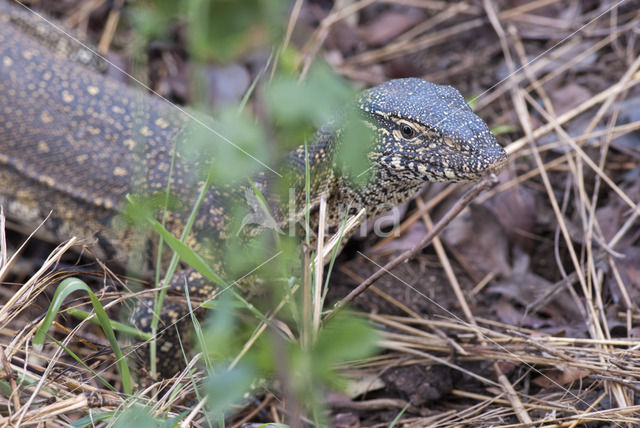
442,135,458,149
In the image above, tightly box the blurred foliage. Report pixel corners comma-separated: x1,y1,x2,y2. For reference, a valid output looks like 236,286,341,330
181,108,270,185
112,404,185,427
130,0,286,62
266,64,355,126
113,406,160,427
265,63,374,186
122,0,380,424
201,298,379,425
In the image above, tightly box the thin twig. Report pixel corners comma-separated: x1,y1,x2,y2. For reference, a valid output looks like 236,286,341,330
326,174,498,319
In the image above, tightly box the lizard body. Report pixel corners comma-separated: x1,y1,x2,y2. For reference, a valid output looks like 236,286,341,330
0,2,507,376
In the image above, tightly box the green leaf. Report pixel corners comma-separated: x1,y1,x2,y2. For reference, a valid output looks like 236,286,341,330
70,411,116,427
266,64,355,127
113,405,158,428
206,364,256,416
185,0,286,62
335,108,375,187
491,123,518,136
182,107,269,185
314,312,379,367
201,293,236,361
0,380,11,397
466,95,479,111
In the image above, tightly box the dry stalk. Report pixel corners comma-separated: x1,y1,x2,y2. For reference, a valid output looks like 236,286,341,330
419,204,479,333
328,174,498,319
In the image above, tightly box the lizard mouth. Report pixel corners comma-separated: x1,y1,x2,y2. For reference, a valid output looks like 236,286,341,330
401,145,508,183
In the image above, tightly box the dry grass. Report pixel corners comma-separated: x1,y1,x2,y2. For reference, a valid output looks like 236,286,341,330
302,0,640,426
1,0,640,426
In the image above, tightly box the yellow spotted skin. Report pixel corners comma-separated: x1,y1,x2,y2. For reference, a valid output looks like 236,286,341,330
0,8,232,267
0,3,507,376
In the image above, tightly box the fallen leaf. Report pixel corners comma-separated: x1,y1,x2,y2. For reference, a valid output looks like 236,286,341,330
532,367,591,389
359,10,425,46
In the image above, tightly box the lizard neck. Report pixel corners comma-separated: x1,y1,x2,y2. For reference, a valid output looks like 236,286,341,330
324,166,425,229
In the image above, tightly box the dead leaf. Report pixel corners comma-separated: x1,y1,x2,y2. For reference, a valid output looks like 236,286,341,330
358,10,425,46
486,170,538,252
548,83,592,116
489,271,583,328
607,247,640,306
532,367,590,389
442,204,511,278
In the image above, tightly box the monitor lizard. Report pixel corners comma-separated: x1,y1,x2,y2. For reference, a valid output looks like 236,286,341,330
0,2,508,377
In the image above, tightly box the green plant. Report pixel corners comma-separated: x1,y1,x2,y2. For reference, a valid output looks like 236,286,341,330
38,1,381,425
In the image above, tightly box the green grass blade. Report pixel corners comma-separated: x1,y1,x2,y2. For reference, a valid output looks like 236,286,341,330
147,210,271,341
33,277,133,394
50,336,116,392
183,281,209,370
238,50,273,113
304,141,311,246
147,217,227,287
247,179,282,246
67,309,151,340
388,403,410,428
322,203,351,301
148,172,213,377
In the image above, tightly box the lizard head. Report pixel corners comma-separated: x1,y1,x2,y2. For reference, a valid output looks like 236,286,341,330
358,78,508,183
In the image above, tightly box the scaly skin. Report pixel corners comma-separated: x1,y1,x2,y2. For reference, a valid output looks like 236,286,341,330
0,4,507,376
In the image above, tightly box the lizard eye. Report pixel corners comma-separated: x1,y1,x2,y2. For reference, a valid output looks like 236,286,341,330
400,123,416,139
